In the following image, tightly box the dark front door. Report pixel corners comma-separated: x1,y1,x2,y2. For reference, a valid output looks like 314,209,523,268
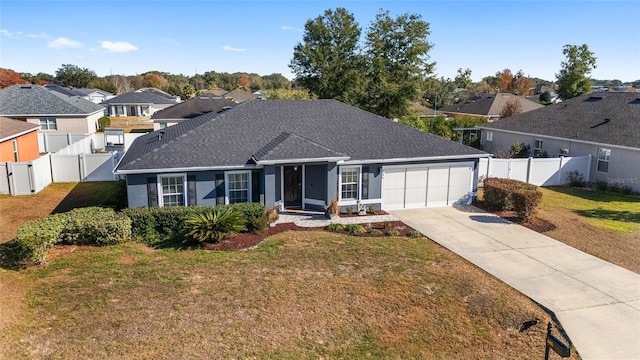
284,166,302,208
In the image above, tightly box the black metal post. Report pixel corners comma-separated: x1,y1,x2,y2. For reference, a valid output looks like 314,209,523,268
544,322,552,360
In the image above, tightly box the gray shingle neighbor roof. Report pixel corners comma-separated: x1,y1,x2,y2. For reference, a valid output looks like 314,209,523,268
0,84,104,115
100,92,177,105
116,99,488,172
479,92,640,149
440,93,543,117
151,97,236,120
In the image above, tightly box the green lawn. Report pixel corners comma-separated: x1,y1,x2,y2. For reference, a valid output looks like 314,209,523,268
540,187,640,233
0,231,574,359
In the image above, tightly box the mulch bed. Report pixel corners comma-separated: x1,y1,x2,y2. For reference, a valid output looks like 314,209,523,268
338,210,388,218
204,220,420,251
475,202,556,233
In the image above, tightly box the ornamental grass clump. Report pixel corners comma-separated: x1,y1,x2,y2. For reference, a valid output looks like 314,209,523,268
185,207,247,244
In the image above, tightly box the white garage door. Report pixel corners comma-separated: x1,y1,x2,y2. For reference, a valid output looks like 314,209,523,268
381,163,474,210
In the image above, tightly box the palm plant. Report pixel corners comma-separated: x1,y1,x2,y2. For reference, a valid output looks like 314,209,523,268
185,207,246,243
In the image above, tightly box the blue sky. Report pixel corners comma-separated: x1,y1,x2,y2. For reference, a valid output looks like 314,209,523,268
1,1,638,82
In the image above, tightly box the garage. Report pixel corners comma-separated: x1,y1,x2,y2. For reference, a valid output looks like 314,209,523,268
381,163,474,210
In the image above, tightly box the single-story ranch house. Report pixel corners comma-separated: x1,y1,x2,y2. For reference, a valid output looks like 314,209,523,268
478,92,640,192
115,100,490,211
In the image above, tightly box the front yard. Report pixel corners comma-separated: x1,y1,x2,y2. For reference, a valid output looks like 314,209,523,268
1,231,574,359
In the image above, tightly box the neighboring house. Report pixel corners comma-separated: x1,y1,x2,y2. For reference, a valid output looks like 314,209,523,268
202,88,228,97
478,92,640,192
0,84,105,133
410,101,442,118
45,84,115,104
224,88,256,103
0,117,40,162
440,93,544,122
100,92,178,117
115,100,489,211
151,96,237,130
136,87,181,102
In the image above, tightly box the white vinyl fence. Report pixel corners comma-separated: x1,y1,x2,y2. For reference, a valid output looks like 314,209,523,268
478,155,592,186
0,154,53,195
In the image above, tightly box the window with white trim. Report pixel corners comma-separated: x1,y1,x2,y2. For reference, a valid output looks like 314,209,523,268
533,139,544,157
597,148,611,173
485,131,493,142
340,167,360,200
39,117,57,130
12,140,19,162
226,171,251,204
158,174,186,207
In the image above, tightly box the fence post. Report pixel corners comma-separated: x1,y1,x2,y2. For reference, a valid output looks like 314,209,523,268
6,162,14,195
508,158,513,179
79,153,86,182
585,154,592,183
527,157,533,184
487,157,492,178
557,156,565,185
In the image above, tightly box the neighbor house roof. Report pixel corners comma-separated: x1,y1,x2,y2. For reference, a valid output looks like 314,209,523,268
224,88,256,103
439,93,543,117
74,88,113,96
44,83,81,97
116,99,488,173
100,92,177,105
202,88,228,97
479,92,640,149
136,87,176,100
0,117,40,142
0,84,105,115
151,97,236,120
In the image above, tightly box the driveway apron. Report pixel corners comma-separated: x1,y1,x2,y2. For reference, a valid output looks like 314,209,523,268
390,206,640,360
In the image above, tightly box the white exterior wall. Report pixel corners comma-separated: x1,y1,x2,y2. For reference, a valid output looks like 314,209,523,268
482,129,640,192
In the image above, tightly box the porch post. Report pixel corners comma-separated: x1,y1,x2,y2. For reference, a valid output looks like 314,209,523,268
264,165,276,208
327,162,338,204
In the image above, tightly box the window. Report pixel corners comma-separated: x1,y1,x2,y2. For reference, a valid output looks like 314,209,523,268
597,148,611,173
558,148,569,157
226,171,251,204
159,122,167,129
533,139,544,157
158,174,186,207
485,131,493,142
340,167,360,200
39,117,57,130
12,140,18,162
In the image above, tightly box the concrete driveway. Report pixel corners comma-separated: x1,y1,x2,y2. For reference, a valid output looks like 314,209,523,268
390,206,640,360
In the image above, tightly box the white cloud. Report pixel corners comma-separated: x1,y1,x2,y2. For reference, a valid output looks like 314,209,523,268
222,45,247,52
281,25,302,32
27,32,51,39
100,41,138,53
1,29,22,37
48,37,82,49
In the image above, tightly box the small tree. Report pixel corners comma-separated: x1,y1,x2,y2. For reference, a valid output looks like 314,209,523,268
556,44,597,100
500,98,523,118
539,91,552,103
97,116,111,132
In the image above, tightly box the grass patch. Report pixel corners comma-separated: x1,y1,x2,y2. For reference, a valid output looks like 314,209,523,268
0,232,574,359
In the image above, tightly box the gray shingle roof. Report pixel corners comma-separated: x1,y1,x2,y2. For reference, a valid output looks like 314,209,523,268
0,84,105,115
116,99,488,172
479,93,640,148
100,92,177,105
224,88,256,103
151,97,236,120
440,93,543,117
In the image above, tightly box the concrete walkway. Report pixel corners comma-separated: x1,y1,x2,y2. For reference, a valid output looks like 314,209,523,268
390,206,640,360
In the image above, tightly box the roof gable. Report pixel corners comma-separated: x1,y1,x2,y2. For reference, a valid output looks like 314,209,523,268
100,91,178,105
440,93,543,117
0,117,40,142
0,84,104,115
480,93,640,148
151,97,236,120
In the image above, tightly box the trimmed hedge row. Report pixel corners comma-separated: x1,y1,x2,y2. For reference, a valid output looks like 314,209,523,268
483,178,542,222
15,207,131,264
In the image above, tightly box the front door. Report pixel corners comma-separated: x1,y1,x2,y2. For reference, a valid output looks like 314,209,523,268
284,166,302,208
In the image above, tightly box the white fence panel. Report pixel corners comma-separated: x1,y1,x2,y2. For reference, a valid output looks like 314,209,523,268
528,158,561,186
124,133,145,150
478,158,489,180
51,154,81,182
0,163,9,194
31,154,52,193
480,155,591,187
83,153,119,182
9,162,33,195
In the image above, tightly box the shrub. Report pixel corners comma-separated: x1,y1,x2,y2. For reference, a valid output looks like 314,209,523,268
386,229,401,237
509,142,530,158
266,206,279,224
566,171,585,187
621,186,634,195
15,214,67,264
511,190,543,222
595,180,609,191
345,207,352,215
248,215,269,234
407,230,422,238
98,116,111,132
483,178,537,211
60,207,131,245
326,223,345,232
184,207,247,243
344,224,366,234
366,205,377,214
369,229,383,236
226,202,266,233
